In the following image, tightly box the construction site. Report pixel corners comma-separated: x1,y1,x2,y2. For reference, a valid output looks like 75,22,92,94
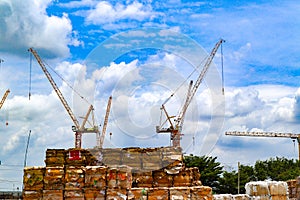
1,40,299,200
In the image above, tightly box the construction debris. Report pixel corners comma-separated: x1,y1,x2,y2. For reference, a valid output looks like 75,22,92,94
23,147,213,200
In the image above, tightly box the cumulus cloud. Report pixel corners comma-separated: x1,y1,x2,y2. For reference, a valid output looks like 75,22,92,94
226,87,264,117
292,88,300,121
85,1,155,26
0,0,79,57
215,85,299,165
58,0,98,8
224,86,298,132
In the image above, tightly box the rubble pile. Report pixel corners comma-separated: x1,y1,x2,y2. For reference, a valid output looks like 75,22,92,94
23,147,213,200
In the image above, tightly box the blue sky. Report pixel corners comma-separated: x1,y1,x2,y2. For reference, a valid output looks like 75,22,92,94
0,0,300,190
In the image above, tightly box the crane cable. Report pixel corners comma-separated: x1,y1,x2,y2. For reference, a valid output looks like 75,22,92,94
162,55,208,107
29,54,91,106
29,53,32,100
5,99,9,126
159,55,208,124
163,40,225,108
162,41,225,118
221,41,225,95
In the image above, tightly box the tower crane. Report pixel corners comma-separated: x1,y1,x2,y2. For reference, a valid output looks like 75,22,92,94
28,48,99,148
0,89,10,110
156,39,225,147
99,96,112,148
225,131,300,160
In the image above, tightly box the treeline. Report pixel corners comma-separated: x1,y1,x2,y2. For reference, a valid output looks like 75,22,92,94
183,155,300,194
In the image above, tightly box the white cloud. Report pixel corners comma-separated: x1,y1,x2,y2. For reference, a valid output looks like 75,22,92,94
226,87,264,117
58,0,98,8
55,61,84,86
231,43,252,63
214,85,299,165
0,0,78,57
224,86,299,131
86,1,154,25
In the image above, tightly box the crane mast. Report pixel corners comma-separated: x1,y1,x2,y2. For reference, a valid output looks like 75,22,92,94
172,80,193,147
0,89,10,110
99,96,112,148
157,39,225,147
28,48,99,148
225,131,300,160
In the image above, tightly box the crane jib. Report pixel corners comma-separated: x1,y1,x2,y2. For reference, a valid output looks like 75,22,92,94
28,48,100,148
157,39,225,148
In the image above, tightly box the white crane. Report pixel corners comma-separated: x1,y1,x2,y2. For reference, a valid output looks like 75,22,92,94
225,131,300,160
157,39,225,147
29,48,99,148
99,96,112,148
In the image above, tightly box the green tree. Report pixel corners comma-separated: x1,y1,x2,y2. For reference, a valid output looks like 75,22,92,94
184,155,223,191
238,165,256,193
217,165,255,194
218,171,238,194
254,157,300,181
254,160,268,180
184,155,299,195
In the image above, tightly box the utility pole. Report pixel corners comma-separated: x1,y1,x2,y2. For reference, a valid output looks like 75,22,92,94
237,162,240,194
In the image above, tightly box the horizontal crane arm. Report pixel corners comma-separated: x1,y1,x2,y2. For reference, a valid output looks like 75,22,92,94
226,131,300,161
225,131,300,139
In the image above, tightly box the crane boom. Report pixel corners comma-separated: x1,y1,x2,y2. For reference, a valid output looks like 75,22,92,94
177,80,193,129
0,89,10,110
225,131,300,160
176,39,225,127
225,131,299,138
28,48,80,129
99,96,112,148
157,39,225,147
29,48,99,148
80,105,94,130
